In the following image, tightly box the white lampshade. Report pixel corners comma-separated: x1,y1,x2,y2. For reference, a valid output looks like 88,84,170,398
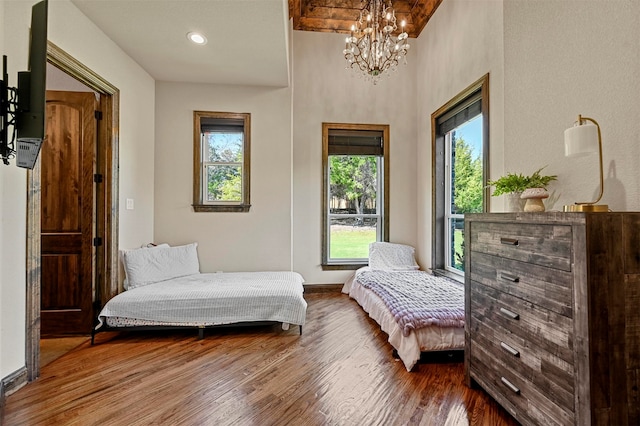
564,122,599,157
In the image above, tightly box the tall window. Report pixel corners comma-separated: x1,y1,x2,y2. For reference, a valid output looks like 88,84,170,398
432,75,489,278
322,123,389,269
193,111,251,212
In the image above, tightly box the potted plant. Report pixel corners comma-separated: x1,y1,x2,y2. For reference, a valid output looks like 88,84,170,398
487,167,557,212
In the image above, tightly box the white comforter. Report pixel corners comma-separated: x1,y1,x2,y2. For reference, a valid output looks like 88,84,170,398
97,271,307,329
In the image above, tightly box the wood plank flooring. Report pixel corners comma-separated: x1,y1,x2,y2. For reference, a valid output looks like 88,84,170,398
3,292,518,425
40,336,90,368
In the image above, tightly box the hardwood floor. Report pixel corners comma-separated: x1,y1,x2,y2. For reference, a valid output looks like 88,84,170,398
4,292,518,425
40,336,90,368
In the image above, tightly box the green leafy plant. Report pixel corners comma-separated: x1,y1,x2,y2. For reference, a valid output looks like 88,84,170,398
487,167,557,197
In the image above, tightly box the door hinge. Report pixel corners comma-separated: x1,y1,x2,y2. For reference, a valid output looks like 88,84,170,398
93,237,103,247
94,174,103,183
95,110,103,120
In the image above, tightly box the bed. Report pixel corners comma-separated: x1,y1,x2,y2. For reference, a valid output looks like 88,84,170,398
342,242,465,371
92,243,307,343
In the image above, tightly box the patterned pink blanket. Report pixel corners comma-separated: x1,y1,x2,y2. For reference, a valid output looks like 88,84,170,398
356,270,465,337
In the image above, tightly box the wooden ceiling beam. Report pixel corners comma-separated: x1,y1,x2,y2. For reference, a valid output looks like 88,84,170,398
409,0,443,35
289,0,441,38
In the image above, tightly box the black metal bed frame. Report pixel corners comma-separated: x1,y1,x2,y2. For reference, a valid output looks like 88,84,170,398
91,321,302,345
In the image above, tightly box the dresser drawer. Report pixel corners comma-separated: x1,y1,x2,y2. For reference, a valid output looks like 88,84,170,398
470,282,574,364
470,316,575,412
470,342,574,426
469,251,572,318
469,221,572,271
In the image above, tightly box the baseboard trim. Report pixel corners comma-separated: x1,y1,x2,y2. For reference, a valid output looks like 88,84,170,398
303,284,343,293
2,367,28,397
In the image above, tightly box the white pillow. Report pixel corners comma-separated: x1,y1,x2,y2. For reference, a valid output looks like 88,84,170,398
368,242,419,271
123,243,200,289
120,244,170,290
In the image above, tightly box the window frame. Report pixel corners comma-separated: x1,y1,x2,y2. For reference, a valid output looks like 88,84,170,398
321,122,390,270
431,74,490,281
443,131,467,275
192,111,251,212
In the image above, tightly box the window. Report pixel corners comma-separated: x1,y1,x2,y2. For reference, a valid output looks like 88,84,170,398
322,123,389,269
193,111,250,212
432,75,489,279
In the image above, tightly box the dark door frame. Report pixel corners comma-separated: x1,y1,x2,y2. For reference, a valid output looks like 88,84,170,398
25,42,120,381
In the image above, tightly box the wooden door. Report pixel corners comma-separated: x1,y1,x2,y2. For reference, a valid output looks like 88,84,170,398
40,91,97,335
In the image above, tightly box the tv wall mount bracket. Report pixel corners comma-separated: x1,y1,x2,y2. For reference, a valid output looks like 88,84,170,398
1,55,20,166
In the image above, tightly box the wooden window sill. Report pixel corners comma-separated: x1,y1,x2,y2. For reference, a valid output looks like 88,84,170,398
192,204,251,213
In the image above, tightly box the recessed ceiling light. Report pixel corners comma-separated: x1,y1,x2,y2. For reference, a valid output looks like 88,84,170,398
187,32,207,45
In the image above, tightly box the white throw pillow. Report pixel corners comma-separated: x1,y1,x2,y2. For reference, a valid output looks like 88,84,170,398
120,244,170,290
123,243,200,289
368,242,419,271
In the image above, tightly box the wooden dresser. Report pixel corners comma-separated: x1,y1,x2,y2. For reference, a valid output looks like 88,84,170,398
464,212,640,425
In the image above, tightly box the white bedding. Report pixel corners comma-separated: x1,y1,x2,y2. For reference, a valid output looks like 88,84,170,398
97,271,307,330
343,267,464,371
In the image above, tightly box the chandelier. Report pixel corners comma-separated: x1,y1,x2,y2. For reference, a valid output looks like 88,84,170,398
343,0,410,84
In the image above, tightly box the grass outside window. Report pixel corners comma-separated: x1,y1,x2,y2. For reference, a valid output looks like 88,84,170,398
330,226,376,259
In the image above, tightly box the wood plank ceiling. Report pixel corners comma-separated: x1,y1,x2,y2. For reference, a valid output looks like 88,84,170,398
289,0,443,38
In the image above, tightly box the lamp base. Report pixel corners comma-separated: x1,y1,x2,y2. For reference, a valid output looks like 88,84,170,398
563,204,609,212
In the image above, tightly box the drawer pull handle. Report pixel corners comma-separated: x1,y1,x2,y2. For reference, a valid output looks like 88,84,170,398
501,377,521,395
500,237,519,246
500,307,520,320
500,342,520,357
501,273,520,283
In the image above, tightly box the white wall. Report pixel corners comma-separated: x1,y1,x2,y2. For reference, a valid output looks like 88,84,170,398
154,82,294,273
0,0,6,380
414,0,640,271
292,31,418,284
1,0,31,381
415,0,505,269
503,0,640,212
47,62,94,92
44,1,157,249
0,0,155,379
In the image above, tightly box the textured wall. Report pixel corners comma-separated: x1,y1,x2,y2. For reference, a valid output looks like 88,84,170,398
503,0,640,211
154,82,293,273
292,30,418,284
414,0,505,269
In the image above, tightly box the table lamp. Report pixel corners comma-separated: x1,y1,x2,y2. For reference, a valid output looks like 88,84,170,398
563,115,608,212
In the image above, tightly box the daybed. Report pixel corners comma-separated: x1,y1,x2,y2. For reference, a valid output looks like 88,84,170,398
93,243,307,343
342,242,465,371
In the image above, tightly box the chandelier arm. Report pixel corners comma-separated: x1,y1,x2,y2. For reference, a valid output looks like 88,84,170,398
343,0,409,82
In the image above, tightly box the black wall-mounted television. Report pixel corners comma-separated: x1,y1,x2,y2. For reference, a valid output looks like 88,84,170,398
16,0,48,169
0,0,48,169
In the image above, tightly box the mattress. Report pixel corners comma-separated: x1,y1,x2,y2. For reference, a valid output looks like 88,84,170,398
96,271,307,330
344,268,464,371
